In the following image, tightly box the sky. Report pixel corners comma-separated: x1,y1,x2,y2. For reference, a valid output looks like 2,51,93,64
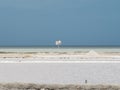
0,0,120,46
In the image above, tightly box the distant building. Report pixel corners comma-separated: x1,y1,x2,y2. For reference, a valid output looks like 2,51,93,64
55,40,62,48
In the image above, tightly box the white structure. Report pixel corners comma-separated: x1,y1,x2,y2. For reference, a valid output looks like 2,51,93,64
55,40,62,48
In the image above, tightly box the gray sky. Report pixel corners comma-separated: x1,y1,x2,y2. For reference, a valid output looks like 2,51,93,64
0,0,120,46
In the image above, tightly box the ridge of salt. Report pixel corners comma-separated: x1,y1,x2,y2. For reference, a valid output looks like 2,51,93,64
86,50,99,56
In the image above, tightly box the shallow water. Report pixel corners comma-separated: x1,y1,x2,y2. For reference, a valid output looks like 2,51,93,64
0,63,120,84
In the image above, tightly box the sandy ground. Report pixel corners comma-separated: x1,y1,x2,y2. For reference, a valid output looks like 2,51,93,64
0,50,120,58
0,84,120,90
0,50,120,63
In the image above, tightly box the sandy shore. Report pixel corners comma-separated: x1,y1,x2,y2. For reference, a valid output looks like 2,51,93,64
0,50,120,63
0,50,120,58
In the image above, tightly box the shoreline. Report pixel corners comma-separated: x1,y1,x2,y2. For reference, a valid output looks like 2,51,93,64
0,50,120,63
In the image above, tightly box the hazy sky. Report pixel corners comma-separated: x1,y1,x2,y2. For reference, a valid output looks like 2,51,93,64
0,0,120,46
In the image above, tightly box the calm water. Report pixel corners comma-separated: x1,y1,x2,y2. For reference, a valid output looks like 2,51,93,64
0,63,120,84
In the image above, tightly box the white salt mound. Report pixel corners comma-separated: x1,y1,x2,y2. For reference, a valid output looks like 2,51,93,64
86,50,99,56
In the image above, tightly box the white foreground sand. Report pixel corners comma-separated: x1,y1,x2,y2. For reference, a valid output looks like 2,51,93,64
0,63,120,84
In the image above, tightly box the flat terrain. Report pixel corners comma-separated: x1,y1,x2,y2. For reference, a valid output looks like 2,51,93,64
0,63,120,84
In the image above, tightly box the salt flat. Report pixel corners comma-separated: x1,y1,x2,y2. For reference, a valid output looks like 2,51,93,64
0,63,120,84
